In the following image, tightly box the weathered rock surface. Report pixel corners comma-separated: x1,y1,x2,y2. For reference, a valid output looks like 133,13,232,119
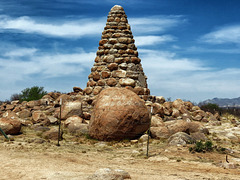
89,87,150,141
168,132,194,145
64,115,88,135
84,4,150,113
59,101,82,120
0,117,21,135
88,167,131,180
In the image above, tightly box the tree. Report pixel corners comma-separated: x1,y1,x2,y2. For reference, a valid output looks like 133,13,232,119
19,86,47,102
10,93,21,101
200,103,220,114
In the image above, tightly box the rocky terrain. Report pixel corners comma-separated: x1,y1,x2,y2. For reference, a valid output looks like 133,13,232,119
0,88,240,179
1,5,240,179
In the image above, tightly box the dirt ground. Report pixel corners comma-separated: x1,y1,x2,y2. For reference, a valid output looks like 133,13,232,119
1,132,240,180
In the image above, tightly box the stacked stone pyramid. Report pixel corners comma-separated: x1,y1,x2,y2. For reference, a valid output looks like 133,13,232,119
84,5,150,102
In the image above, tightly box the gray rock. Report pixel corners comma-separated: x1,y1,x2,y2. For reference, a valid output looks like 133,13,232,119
168,132,194,145
88,168,131,180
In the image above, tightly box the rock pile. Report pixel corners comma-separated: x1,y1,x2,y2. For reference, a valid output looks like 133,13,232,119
0,91,88,137
83,5,150,113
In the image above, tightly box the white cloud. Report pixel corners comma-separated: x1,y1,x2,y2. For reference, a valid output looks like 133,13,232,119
139,49,240,102
0,15,105,38
185,46,240,54
3,48,37,57
129,15,186,35
135,35,176,46
199,25,240,44
0,15,185,39
0,48,96,100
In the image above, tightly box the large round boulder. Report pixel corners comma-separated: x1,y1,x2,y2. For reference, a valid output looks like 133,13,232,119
89,87,150,141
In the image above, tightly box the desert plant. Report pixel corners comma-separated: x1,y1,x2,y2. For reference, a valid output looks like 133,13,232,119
189,140,213,153
10,93,21,101
200,103,220,114
18,86,47,102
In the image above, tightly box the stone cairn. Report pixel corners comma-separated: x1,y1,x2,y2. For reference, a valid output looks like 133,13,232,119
82,5,150,113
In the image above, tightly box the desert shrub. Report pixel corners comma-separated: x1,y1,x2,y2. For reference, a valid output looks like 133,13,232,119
10,93,21,101
18,86,47,102
200,103,220,114
189,140,213,153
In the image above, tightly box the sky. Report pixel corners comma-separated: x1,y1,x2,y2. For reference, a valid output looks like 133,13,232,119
0,0,240,103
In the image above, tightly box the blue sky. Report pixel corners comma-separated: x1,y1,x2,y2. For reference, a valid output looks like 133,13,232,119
0,0,240,103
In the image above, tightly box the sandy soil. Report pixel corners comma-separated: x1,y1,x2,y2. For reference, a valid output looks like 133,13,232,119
0,133,240,180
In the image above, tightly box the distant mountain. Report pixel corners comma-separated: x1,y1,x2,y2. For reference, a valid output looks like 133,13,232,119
199,97,240,107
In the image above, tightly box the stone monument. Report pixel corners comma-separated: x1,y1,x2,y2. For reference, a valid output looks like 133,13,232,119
83,5,150,112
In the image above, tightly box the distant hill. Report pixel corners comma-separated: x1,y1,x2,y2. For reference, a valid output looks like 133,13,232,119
199,97,240,107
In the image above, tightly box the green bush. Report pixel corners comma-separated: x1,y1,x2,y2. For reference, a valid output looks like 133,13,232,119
189,140,213,153
18,86,47,102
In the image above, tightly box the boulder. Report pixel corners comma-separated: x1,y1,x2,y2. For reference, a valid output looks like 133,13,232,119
26,100,41,108
73,86,83,93
190,132,207,141
89,87,150,141
5,104,15,110
155,96,165,104
165,120,202,135
152,103,164,117
88,168,131,180
0,117,21,135
64,115,84,127
2,110,18,119
168,132,194,145
42,127,62,140
150,126,170,139
151,115,164,127
64,115,88,134
32,111,49,124
59,101,82,120
55,94,72,105
17,109,32,119
163,102,173,116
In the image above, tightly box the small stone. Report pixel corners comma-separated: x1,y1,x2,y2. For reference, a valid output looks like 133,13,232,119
93,86,103,95
92,72,100,81
109,38,118,44
106,78,117,86
103,55,115,63
112,70,126,78
101,71,111,78
107,63,118,71
83,87,93,95
97,79,106,86
99,39,108,46
119,78,136,87
114,43,127,49
131,57,141,64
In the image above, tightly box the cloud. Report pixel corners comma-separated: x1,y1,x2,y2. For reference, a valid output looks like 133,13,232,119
0,15,185,39
129,15,186,35
139,49,240,102
199,25,240,44
0,15,105,38
135,35,176,46
185,46,240,54
3,48,37,57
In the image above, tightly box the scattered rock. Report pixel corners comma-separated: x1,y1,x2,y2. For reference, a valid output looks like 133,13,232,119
168,132,194,145
88,168,131,180
64,115,89,135
0,117,21,135
42,127,62,140
59,101,82,120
